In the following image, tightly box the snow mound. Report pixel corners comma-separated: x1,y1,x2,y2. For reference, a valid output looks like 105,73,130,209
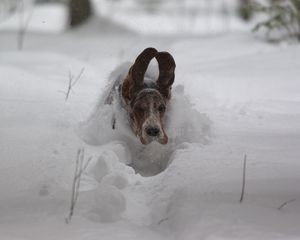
71,144,134,222
86,184,127,222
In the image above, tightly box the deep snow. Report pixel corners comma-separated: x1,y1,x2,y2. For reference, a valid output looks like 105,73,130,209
1,10,300,240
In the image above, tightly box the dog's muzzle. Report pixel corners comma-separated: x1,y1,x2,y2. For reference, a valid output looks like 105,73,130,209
145,126,160,137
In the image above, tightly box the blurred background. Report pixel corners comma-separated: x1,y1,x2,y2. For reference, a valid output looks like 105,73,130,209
0,0,299,47
1,0,299,51
0,0,252,35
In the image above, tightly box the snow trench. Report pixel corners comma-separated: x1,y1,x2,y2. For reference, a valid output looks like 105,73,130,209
78,62,212,175
76,62,212,222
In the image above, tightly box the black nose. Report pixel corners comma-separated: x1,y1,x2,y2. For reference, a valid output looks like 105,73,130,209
146,127,160,137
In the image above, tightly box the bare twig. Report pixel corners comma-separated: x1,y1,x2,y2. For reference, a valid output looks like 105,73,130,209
74,148,84,205
66,149,81,223
63,67,85,102
18,0,33,50
158,217,169,225
71,67,85,87
278,199,297,210
240,154,247,203
65,148,92,224
65,149,81,224
77,155,93,177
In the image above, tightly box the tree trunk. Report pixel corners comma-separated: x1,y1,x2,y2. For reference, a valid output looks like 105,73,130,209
69,0,92,28
238,0,253,21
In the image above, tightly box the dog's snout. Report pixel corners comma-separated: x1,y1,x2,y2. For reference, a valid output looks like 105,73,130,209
145,126,160,137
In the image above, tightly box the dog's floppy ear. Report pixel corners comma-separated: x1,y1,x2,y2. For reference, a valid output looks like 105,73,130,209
156,51,176,99
122,47,158,104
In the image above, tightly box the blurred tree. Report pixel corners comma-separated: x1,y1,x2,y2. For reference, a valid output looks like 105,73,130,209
0,0,19,22
251,0,300,41
35,0,66,3
238,0,254,21
137,0,162,14
69,0,93,27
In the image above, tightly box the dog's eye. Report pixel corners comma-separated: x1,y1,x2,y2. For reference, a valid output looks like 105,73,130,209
135,106,145,113
158,105,165,113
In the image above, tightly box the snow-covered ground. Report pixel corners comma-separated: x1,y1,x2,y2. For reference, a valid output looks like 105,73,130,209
1,8,300,240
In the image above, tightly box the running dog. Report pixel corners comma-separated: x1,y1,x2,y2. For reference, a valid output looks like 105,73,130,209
105,47,176,145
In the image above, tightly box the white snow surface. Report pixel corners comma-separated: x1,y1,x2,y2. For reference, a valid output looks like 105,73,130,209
1,27,300,240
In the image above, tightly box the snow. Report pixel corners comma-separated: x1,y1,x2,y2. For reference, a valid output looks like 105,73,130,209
1,5,300,240
0,3,67,33
96,0,250,34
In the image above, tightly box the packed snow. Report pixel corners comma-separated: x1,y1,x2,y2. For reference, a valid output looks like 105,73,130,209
1,3,300,240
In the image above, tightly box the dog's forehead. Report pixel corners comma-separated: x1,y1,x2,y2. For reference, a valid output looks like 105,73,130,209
133,89,165,106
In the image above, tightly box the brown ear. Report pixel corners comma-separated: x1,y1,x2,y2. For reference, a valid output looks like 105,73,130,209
156,51,176,99
122,47,158,104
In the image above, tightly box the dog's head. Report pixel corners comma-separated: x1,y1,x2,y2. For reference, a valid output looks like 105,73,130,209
121,48,176,145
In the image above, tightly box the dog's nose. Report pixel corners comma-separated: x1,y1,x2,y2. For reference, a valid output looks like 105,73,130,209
145,127,160,137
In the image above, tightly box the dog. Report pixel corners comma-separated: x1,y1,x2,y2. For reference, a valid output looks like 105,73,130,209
105,47,176,146
80,47,210,176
